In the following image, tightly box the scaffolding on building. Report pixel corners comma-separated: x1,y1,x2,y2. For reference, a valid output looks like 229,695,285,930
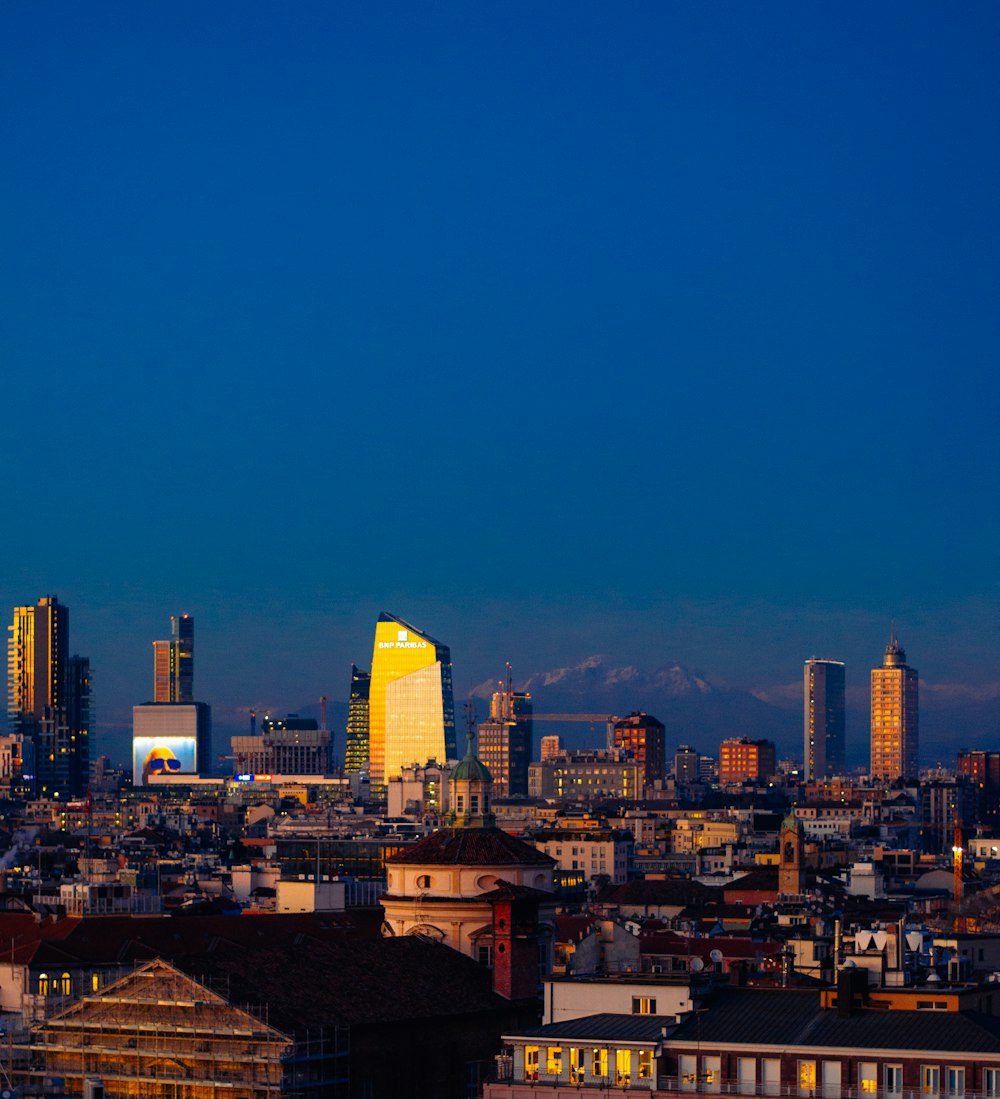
5,959,349,1099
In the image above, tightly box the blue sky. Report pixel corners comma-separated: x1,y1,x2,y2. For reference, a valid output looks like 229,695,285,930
1,2,998,741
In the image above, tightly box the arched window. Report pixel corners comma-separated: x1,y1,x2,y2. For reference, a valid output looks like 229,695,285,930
61,972,71,996
38,974,49,996
416,874,431,889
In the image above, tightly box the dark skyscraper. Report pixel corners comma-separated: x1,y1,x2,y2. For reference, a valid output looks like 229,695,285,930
153,614,194,703
172,614,194,702
344,665,371,775
804,659,846,780
65,654,92,797
7,596,90,798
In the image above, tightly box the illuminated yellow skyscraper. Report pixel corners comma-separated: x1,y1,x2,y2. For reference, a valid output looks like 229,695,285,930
7,595,90,798
870,632,919,782
368,612,455,788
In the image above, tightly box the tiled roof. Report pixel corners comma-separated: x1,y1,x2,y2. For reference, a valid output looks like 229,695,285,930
670,987,1000,1054
478,881,555,901
174,935,512,1032
387,828,554,867
508,1013,672,1043
723,869,779,892
554,915,598,942
0,910,380,968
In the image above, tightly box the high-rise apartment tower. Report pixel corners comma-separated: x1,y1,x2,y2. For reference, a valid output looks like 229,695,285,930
7,596,90,798
804,659,846,780
870,632,918,782
367,612,455,789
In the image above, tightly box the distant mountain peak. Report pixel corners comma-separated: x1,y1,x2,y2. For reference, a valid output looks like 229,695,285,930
469,655,715,703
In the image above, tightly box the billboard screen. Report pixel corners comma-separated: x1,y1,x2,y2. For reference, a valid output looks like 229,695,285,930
132,736,198,784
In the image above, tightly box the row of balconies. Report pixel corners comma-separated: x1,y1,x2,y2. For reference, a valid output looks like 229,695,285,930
495,1076,986,1099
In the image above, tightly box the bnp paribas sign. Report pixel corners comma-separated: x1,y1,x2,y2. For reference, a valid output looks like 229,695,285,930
378,629,429,650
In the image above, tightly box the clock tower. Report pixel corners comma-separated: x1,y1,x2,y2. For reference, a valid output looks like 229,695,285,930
779,809,804,897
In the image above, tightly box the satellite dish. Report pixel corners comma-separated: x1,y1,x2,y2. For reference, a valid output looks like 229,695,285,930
842,959,856,968
926,972,941,983
690,957,705,972
710,949,724,964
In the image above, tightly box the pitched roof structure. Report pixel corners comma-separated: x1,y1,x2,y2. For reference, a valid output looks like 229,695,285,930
670,987,1000,1054
0,910,380,969
172,935,514,1033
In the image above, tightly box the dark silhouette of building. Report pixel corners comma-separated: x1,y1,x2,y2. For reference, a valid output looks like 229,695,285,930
958,749,1000,827
674,744,699,785
804,658,845,780
344,664,371,775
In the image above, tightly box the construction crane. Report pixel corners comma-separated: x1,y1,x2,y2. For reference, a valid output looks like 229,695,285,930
529,714,621,752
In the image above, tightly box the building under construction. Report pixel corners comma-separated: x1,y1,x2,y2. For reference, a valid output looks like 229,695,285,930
11,958,347,1099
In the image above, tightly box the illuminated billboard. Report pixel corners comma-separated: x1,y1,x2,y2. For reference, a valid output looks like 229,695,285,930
132,736,197,784
132,701,211,786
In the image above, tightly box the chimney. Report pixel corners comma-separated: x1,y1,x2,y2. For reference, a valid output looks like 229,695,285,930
837,966,866,1018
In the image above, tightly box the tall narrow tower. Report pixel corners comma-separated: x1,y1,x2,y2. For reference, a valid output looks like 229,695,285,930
344,664,371,775
171,614,194,703
870,631,919,782
153,614,194,703
7,596,89,798
804,659,846,780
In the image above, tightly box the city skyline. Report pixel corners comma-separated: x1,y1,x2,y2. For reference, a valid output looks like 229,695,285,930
2,591,992,776
1,5,996,752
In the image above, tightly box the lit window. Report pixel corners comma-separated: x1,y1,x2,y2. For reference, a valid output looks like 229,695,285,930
638,1050,654,1079
591,1048,608,1078
546,1047,563,1076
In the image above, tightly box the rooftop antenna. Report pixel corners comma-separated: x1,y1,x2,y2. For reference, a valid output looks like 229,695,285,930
320,695,328,731
249,709,257,737
464,699,477,754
